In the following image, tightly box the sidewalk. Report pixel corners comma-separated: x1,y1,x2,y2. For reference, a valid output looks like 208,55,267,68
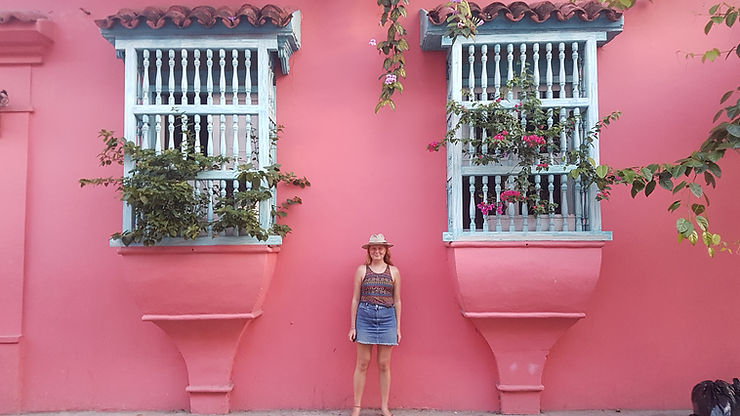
21,410,692,416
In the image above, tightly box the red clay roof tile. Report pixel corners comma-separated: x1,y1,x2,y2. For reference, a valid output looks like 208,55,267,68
427,1,622,25
95,4,293,29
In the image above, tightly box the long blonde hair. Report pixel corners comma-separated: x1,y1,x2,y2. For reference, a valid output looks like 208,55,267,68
364,246,394,266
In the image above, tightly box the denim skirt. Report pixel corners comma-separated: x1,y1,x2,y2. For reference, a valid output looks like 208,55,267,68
356,302,398,346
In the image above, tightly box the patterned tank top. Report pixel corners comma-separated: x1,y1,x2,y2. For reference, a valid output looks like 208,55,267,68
359,264,394,307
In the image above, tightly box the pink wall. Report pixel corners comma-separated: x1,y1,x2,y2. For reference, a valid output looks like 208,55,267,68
0,0,739,412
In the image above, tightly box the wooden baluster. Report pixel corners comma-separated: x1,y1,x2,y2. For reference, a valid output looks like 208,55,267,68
168,49,175,150
469,176,476,231
519,43,526,76
507,176,516,232
141,50,152,151
521,176,529,232
572,42,580,99
545,43,553,99
480,45,488,102
206,49,214,157
548,174,555,231
244,50,253,164
559,108,567,160
232,49,240,224
558,42,566,99
506,44,514,101
561,174,570,231
207,179,214,237
482,176,489,231
218,49,227,217
534,175,542,231
468,45,475,101
155,49,163,151
180,49,188,156
494,44,501,99
547,109,555,165
573,108,582,231
495,175,502,232
193,50,202,155
532,43,540,98
481,45,489,156
468,45,476,165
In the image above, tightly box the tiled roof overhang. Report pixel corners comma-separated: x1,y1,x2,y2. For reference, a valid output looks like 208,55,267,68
420,1,624,50
95,4,293,29
96,4,300,74
427,1,622,25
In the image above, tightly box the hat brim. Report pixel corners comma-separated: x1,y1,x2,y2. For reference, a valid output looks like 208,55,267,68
361,242,393,249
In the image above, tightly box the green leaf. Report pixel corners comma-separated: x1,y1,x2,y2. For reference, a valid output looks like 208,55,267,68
704,171,716,188
658,172,674,190
702,48,721,62
640,167,653,180
727,124,740,137
702,231,712,246
689,230,699,245
708,247,715,257
678,232,685,243
704,20,714,34
709,4,719,14
676,217,692,235
720,90,734,104
726,11,737,27
713,108,725,122
670,165,685,178
644,180,656,197
688,182,703,198
595,165,608,178
673,180,687,194
691,203,706,215
668,200,681,212
696,215,709,231
712,233,722,245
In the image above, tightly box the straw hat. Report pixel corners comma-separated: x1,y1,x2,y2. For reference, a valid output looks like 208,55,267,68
361,233,394,249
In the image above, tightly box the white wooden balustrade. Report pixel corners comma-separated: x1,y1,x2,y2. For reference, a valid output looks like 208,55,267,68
444,34,611,241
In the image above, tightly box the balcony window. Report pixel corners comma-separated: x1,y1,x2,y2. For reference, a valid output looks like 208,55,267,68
97,5,300,245
420,2,623,241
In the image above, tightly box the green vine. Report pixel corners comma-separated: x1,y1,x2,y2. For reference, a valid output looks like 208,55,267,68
374,0,409,112
81,130,309,246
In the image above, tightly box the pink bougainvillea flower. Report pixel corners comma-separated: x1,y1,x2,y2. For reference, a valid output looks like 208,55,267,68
427,141,439,152
537,162,549,169
451,0,462,3
614,175,622,182
369,39,377,46
496,205,503,215
384,74,397,85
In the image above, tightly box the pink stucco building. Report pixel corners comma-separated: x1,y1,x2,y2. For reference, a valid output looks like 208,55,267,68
0,0,739,414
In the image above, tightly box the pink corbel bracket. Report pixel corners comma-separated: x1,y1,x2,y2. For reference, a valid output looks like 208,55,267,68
117,244,280,414
447,240,606,414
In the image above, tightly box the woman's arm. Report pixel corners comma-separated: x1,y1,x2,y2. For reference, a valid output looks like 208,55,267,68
391,266,402,344
348,265,364,342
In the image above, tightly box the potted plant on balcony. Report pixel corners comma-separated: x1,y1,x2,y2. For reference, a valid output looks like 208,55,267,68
81,129,309,414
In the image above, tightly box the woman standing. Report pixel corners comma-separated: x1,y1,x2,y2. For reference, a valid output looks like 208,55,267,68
348,234,401,416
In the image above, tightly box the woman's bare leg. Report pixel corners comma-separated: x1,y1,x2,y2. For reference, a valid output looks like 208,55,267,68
377,345,393,416
352,343,373,416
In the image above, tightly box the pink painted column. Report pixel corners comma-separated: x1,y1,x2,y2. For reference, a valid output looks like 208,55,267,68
448,241,606,414
116,245,280,414
0,15,53,414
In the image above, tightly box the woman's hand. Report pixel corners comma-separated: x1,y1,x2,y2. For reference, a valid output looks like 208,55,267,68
396,329,402,344
348,328,356,342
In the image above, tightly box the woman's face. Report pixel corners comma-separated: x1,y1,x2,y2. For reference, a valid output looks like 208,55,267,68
368,245,387,261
